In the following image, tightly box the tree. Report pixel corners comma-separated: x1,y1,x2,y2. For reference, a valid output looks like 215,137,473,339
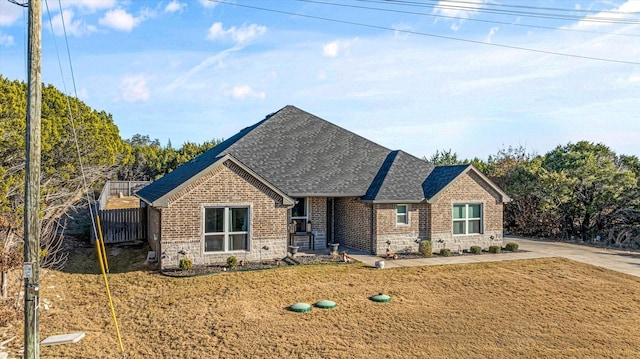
541,142,638,241
0,76,132,267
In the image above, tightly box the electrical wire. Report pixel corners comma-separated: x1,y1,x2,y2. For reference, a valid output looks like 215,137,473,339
299,0,640,37
210,0,640,65
359,0,640,22
43,0,125,356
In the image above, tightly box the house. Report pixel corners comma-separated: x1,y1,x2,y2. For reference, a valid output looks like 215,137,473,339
136,105,511,268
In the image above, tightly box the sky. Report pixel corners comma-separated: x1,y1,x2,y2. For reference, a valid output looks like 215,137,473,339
0,0,639,160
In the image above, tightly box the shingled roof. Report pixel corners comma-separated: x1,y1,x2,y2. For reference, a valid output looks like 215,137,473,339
137,105,488,206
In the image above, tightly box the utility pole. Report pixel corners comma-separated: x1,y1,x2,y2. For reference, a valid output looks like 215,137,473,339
24,0,42,358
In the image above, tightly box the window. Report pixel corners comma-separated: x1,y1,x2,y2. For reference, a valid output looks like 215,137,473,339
396,204,408,225
453,204,482,235
291,197,308,232
204,207,249,252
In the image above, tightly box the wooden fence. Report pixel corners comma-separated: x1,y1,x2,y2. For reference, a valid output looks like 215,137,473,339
97,180,150,210
93,207,147,243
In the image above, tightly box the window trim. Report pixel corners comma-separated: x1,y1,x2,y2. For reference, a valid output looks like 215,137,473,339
452,203,483,235
203,205,250,253
396,204,409,225
291,197,309,233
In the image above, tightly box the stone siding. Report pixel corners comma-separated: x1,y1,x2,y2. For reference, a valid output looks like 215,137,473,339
373,203,430,255
429,171,504,251
159,161,289,269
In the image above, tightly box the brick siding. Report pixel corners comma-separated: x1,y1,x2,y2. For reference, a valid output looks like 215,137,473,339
158,161,289,269
334,197,372,252
373,203,430,255
429,171,504,252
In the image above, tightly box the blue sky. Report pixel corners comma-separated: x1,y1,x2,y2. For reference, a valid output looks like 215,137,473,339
1,0,639,160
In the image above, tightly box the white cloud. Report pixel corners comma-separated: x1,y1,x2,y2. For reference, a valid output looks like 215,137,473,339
322,40,352,58
433,0,485,19
199,0,219,9
50,10,97,37
120,75,150,102
485,26,499,43
0,32,14,47
99,8,143,32
206,22,267,44
61,0,117,13
165,0,187,14
569,1,640,30
0,1,23,26
225,85,266,100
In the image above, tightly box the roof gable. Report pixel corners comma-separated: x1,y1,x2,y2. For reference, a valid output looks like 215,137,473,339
423,164,511,203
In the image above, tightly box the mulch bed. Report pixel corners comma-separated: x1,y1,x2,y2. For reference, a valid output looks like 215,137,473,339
161,254,354,277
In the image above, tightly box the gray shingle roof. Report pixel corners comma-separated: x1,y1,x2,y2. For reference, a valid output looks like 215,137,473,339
362,151,435,202
421,164,470,200
136,105,474,205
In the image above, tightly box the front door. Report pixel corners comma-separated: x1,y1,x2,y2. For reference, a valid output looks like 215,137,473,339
326,197,333,244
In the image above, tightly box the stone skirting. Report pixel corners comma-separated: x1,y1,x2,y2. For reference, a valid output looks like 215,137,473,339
161,236,287,269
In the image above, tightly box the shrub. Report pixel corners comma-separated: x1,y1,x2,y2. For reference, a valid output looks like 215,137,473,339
419,240,433,257
227,256,238,269
488,246,501,254
505,242,519,252
470,246,482,255
179,257,193,271
439,248,452,257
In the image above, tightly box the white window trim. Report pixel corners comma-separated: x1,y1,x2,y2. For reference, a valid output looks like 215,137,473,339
203,205,251,253
291,197,309,233
452,203,483,235
396,204,409,226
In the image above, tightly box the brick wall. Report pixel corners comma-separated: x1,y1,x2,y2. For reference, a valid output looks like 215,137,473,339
429,170,504,252
373,203,430,255
334,197,372,252
308,197,327,249
158,161,289,269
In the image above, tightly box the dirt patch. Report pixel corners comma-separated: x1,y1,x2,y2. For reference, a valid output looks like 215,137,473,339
104,196,140,210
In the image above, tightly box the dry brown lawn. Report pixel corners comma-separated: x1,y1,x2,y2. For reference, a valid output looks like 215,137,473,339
3,252,640,358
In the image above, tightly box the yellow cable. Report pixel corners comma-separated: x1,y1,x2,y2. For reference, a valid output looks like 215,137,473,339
96,215,109,273
95,216,125,356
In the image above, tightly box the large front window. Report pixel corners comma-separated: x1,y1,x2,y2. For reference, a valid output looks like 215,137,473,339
204,207,249,252
291,197,308,232
453,204,482,235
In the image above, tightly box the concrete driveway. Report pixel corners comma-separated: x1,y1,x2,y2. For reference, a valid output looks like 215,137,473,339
507,237,640,278
348,236,640,278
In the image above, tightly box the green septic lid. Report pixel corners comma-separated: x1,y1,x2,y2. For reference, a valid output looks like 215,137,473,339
370,293,391,303
289,302,312,313
315,300,337,309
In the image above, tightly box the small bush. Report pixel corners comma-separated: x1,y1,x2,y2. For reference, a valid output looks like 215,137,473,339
227,256,238,269
439,248,452,257
419,240,433,257
179,257,193,271
470,246,482,255
505,242,519,252
488,246,501,254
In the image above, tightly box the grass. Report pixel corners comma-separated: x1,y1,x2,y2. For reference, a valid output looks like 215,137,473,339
3,249,640,358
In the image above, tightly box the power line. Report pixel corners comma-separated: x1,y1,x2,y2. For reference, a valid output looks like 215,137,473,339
299,0,640,37
364,0,640,20
210,0,640,65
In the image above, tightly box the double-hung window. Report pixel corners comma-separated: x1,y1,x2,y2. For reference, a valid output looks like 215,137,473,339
453,204,482,235
396,204,408,225
204,207,249,252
